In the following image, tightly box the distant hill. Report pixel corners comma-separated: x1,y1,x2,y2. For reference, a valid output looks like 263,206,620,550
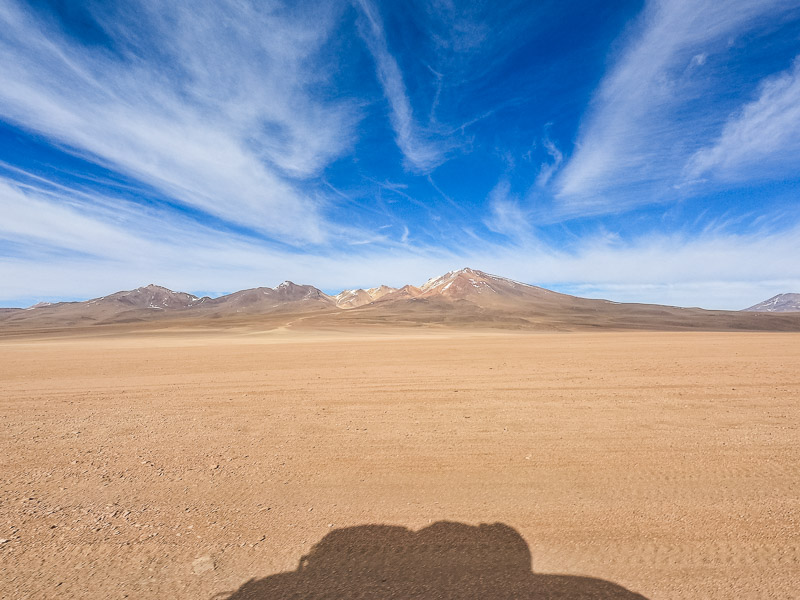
197,281,334,316
335,285,395,308
743,293,800,313
3,268,800,333
0,282,332,329
0,284,207,329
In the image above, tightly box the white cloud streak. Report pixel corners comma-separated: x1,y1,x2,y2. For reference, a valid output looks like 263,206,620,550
353,0,448,173
425,0,489,54
535,138,563,187
556,0,798,209
0,1,360,244
687,56,800,179
483,179,533,242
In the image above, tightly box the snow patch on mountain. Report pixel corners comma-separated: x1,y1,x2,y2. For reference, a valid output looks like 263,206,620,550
743,293,800,312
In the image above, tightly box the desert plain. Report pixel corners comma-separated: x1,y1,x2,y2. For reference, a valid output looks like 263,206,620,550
1,325,798,599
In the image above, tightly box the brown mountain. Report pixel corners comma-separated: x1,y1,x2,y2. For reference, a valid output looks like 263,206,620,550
375,284,424,303
417,268,576,305
0,284,206,328
743,293,800,312
335,285,396,309
342,269,586,310
198,281,335,316
324,268,800,332
0,281,332,329
3,268,800,334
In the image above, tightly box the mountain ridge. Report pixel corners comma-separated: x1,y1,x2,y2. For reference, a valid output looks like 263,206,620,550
2,268,800,332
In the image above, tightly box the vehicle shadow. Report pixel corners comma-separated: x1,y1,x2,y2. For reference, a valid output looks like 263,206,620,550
217,520,649,599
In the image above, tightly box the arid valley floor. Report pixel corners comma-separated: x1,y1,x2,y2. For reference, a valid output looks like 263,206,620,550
2,326,798,599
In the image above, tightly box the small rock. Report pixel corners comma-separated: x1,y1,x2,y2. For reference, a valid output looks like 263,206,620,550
192,555,215,575
0,539,9,544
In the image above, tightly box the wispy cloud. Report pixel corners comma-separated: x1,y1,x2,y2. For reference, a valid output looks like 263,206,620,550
0,179,144,261
524,227,800,309
0,0,360,244
535,137,563,187
483,179,533,243
353,0,449,173
555,0,798,210
686,56,800,180
425,0,489,54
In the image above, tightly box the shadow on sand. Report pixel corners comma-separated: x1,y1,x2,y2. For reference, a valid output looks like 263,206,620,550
218,521,649,599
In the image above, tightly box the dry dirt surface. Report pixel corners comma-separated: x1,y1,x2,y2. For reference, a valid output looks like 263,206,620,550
1,328,798,599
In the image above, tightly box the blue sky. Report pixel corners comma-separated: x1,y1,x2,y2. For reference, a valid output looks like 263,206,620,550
1,0,800,309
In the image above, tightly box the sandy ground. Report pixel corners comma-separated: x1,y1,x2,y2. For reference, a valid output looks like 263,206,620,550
1,329,798,599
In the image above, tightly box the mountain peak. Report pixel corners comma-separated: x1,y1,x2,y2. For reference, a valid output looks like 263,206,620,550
744,293,800,312
421,268,508,294
139,283,170,292
31,301,53,307
103,284,202,309
334,284,397,309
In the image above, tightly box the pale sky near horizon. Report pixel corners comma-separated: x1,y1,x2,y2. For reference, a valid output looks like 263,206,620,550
1,0,800,309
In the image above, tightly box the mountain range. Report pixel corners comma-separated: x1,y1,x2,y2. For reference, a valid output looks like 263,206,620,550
2,268,799,334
